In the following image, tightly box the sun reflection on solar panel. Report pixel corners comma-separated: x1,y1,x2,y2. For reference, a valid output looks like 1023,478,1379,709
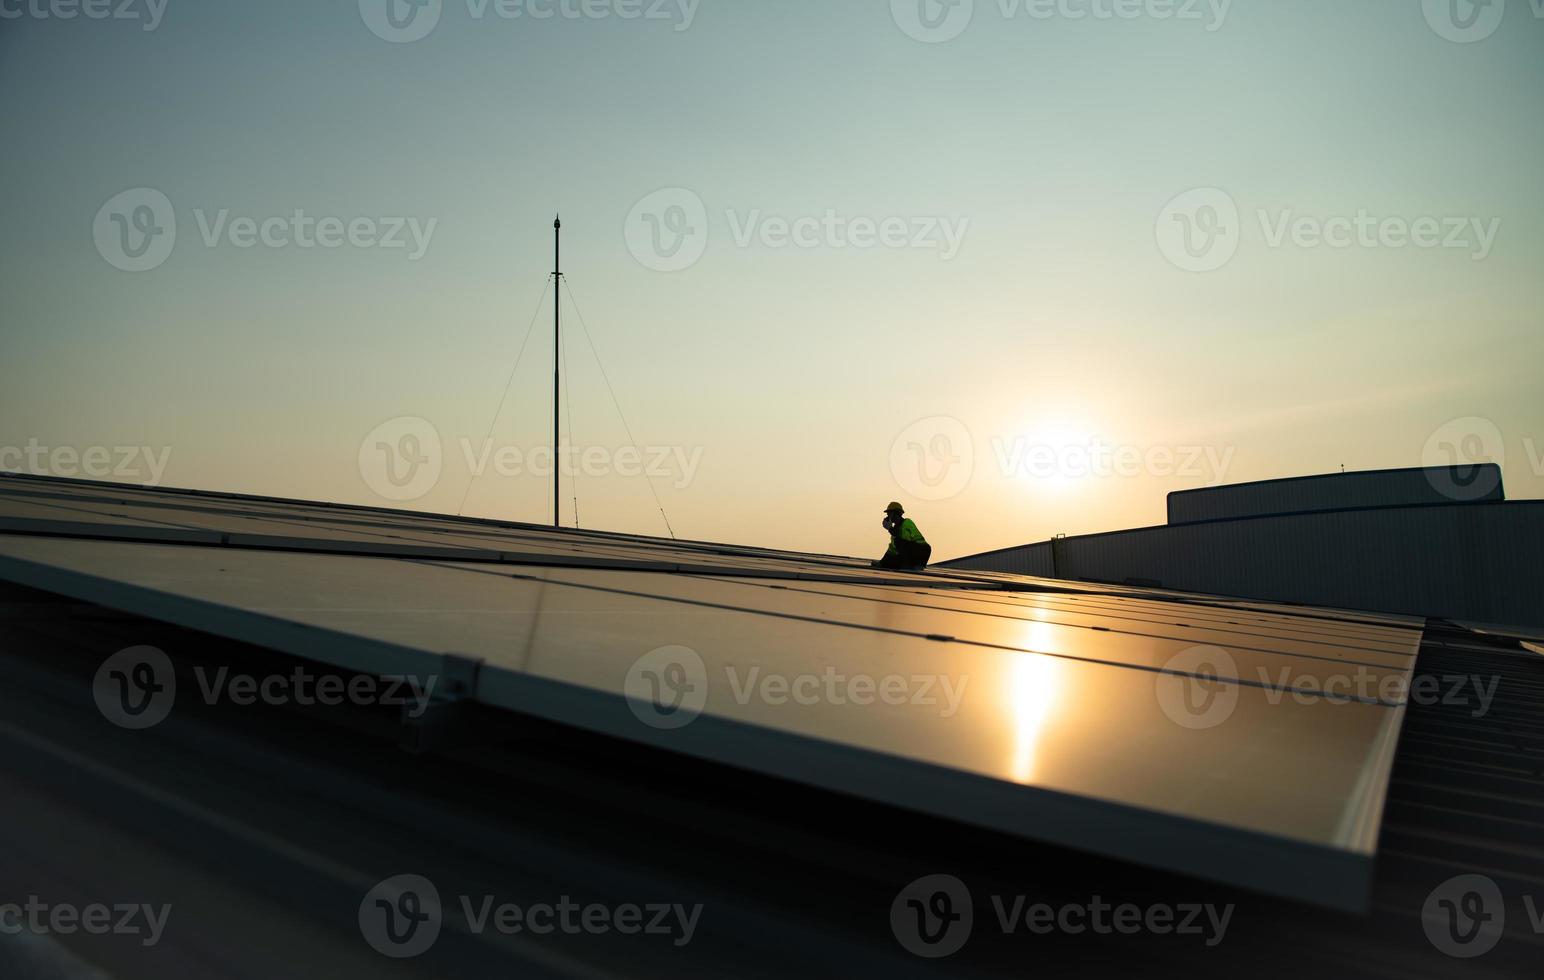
1007,621,1063,783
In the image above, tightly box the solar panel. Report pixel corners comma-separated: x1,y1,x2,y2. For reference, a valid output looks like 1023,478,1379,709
427,564,1412,702
0,476,1421,910
0,478,999,586
712,578,1421,655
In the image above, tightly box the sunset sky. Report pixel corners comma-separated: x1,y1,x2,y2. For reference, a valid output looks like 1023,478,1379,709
2,0,1541,560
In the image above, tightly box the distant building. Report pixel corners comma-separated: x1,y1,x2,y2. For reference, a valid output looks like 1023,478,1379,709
944,465,1543,629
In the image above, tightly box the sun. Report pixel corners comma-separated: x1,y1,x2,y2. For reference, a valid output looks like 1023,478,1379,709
1003,416,1100,495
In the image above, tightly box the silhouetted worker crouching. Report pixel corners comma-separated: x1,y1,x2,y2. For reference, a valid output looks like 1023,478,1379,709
873,502,931,570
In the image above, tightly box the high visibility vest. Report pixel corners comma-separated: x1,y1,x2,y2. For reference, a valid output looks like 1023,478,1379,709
886,518,927,556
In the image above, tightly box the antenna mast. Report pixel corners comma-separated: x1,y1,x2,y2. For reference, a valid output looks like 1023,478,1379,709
552,215,562,529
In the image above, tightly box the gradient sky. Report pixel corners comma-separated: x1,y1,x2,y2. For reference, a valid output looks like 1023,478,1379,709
2,0,1541,560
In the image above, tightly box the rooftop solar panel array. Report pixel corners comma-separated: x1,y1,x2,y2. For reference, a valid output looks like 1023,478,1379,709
0,473,1424,910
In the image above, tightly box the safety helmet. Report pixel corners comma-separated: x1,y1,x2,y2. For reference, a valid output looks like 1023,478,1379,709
884,502,904,514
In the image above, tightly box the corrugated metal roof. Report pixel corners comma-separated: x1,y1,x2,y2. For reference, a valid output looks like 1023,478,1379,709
1168,465,1504,524
943,501,1544,627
